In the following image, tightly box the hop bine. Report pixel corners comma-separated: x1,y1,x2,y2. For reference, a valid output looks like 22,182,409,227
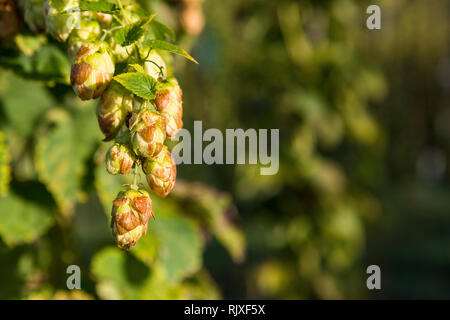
142,146,177,198
110,188,154,251
70,41,115,100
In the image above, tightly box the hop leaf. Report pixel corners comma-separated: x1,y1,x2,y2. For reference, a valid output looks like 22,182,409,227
143,40,198,64
114,72,157,100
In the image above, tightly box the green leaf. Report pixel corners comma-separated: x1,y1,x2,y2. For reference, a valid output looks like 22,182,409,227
114,15,155,47
151,20,176,41
172,181,246,262
150,202,203,283
79,0,118,13
0,70,55,138
114,72,157,100
35,101,102,215
0,45,70,84
0,193,54,246
91,246,176,299
143,40,198,64
0,131,10,196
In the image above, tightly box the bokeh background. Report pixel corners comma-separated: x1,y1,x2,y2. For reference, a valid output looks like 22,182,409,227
1,0,450,299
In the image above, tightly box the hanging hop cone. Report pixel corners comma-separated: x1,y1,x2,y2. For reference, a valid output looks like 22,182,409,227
129,106,166,159
44,0,80,42
110,188,154,250
70,41,115,100
68,18,102,60
142,146,177,198
105,143,135,175
154,78,183,139
135,47,167,81
97,82,132,141
0,0,21,40
24,0,46,33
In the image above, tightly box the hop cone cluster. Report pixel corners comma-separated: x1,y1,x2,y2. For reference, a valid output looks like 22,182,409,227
11,0,188,250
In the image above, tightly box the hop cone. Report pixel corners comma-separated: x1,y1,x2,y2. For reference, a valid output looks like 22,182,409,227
142,146,177,198
97,82,132,141
24,0,46,33
70,41,115,100
154,78,183,139
44,0,80,42
0,0,21,40
137,47,167,80
105,143,135,175
110,188,154,250
129,107,166,159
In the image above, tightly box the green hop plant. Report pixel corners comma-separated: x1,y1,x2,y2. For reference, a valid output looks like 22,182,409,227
110,188,154,250
105,143,135,175
24,0,46,33
44,0,80,42
154,78,183,139
129,107,167,159
70,41,115,100
142,146,177,198
17,0,197,250
97,82,132,141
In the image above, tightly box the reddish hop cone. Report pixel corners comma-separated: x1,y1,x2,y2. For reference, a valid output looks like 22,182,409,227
0,0,21,40
129,107,166,159
105,143,135,175
142,146,177,198
70,41,115,100
110,188,154,250
97,82,132,141
154,78,183,139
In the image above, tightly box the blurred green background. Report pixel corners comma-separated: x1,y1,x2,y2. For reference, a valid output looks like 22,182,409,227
0,0,450,299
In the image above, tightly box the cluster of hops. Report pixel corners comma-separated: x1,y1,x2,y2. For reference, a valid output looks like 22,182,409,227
17,0,190,250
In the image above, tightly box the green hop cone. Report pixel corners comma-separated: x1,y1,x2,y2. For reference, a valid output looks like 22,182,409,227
68,19,102,60
69,18,101,42
142,146,177,198
129,106,167,159
24,0,46,33
132,47,167,80
44,0,80,42
110,188,154,250
154,78,183,139
105,143,135,175
97,82,132,141
108,36,134,63
70,41,115,100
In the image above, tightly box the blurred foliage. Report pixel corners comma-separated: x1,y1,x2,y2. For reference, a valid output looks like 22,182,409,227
0,0,449,299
